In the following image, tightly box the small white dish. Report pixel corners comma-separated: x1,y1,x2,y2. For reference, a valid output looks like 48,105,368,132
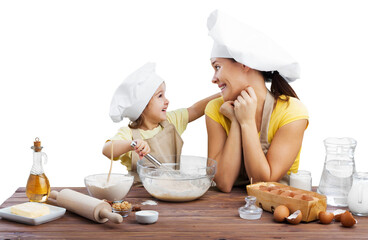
135,210,158,224
0,202,66,225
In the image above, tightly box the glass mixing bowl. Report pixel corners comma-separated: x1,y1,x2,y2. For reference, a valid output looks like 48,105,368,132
84,173,134,202
137,155,217,202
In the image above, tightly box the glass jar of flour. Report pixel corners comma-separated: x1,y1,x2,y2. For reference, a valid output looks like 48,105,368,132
290,170,312,191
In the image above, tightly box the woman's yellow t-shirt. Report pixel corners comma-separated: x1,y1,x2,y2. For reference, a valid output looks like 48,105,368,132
108,108,189,170
205,95,309,175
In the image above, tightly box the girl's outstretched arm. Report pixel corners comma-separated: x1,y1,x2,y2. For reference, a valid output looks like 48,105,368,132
187,93,221,123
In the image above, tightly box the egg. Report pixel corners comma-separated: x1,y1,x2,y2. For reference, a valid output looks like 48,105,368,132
293,190,304,195
333,209,346,222
318,211,334,224
274,205,290,222
293,194,314,201
259,185,269,192
268,186,281,191
287,210,302,225
340,211,357,228
280,191,293,198
270,189,283,195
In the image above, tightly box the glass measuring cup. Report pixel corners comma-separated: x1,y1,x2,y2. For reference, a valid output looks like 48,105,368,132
348,172,368,216
317,137,356,207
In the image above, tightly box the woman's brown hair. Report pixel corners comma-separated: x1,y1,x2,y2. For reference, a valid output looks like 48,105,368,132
261,71,299,100
229,59,298,100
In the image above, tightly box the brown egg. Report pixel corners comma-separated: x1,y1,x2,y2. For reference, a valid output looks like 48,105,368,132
270,189,284,195
280,191,293,198
318,211,334,224
333,209,346,222
289,192,297,198
268,186,281,191
293,190,304,195
287,210,303,225
303,195,314,201
340,211,357,227
293,194,304,200
293,194,314,201
274,205,290,222
259,185,269,192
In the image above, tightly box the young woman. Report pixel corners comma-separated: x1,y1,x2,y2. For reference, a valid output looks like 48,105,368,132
205,10,309,192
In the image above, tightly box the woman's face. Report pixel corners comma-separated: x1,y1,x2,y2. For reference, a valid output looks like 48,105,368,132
142,82,169,124
211,58,249,101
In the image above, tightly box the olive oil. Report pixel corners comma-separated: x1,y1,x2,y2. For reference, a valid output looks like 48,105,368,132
26,173,50,202
26,138,50,203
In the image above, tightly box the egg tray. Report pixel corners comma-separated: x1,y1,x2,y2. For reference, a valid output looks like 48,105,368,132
246,182,327,222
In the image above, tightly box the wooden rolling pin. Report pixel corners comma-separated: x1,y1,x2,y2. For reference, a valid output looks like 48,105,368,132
49,189,123,224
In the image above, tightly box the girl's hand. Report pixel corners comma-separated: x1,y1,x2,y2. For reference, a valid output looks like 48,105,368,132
220,101,237,122
132,139,151,159
234,87,257,126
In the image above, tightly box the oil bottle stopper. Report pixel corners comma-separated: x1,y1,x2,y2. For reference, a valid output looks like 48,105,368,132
32,137,43,152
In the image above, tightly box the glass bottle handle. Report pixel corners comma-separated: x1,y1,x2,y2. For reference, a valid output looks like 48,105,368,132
42,152,48,165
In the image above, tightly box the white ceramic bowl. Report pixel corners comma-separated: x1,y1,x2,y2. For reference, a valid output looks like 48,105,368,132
137,155,217,202
84,173,134,201
135,210,159,224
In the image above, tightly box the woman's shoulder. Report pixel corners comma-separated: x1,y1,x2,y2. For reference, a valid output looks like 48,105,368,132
276,95,308,114
272,95,309,128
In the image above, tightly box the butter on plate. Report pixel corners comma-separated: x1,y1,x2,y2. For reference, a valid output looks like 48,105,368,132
10,202,50,218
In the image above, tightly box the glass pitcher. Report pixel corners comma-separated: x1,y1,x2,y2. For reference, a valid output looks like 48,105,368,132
317,137,356,207
348,172,368,216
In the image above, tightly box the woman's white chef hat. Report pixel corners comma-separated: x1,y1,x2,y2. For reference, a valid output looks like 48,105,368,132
208,10,300,82
109,62,164,122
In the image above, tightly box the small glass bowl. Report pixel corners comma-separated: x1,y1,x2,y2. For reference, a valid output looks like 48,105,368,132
112,207,132,217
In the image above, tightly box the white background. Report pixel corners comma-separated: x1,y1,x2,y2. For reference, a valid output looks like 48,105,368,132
1,0,368,204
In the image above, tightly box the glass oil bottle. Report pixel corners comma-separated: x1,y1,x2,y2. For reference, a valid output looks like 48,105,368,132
26,137,50,202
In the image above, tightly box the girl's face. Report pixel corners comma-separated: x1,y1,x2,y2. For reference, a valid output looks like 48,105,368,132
142,82,169,124
211,58,249,101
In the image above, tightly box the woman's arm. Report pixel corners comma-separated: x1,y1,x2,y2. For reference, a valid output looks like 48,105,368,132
234,87,307,182
187,93,221,123
206,103,242,192
240,119,307,182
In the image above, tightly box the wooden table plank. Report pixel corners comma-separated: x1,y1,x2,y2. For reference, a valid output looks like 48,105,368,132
0,187,366,239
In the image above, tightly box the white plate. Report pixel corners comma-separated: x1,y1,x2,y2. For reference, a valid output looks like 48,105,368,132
0,202,66,225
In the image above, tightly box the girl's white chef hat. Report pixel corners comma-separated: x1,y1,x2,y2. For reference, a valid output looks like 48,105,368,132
109,62,164,122
208,10,300,82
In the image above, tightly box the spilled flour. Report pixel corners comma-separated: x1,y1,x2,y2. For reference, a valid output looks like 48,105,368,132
141,200,158,205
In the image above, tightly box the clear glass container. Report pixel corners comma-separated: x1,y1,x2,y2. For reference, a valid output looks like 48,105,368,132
348,172,368,216
238,196,262,220
317,137,356,207
290,170,312,191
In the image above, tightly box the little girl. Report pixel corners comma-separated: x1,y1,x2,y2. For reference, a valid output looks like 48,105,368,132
103,62,219,180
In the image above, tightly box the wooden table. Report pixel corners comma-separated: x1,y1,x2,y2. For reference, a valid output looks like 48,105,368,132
0,187,367,239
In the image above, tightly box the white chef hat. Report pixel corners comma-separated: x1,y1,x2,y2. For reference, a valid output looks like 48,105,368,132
109,62,164,122
208,10,300,82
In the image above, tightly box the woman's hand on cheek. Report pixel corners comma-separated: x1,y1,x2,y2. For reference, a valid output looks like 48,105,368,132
234,87,257,126
220,101,237,122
